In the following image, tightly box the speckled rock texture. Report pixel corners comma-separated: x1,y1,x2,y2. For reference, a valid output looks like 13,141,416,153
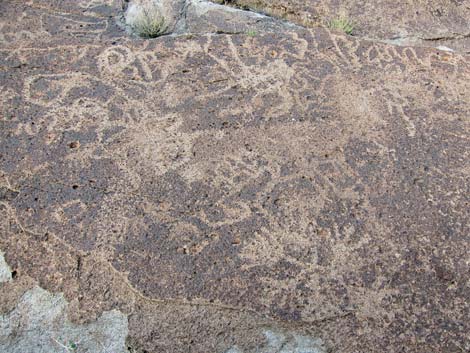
212,0,470,52
0,0,469,352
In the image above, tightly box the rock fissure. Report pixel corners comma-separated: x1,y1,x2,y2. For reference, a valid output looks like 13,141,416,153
205,0,470,52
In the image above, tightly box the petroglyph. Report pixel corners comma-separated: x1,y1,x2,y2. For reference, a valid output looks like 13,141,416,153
209,0,470,52
1,0,469,352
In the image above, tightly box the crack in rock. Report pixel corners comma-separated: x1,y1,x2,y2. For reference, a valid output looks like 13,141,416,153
122,0,469,53
123,0,298,37
216,0,470,53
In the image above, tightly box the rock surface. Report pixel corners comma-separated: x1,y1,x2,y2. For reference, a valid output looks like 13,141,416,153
0,0,469,352
211,0,470,52
0,286,128,353
0,253,12,283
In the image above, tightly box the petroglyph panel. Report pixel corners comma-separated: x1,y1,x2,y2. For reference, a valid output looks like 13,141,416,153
1,1,469,352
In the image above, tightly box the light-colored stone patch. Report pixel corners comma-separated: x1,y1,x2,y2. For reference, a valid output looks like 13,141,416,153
0,286,128,353
225,329,326,353
0,252,12,283
225,347,243,353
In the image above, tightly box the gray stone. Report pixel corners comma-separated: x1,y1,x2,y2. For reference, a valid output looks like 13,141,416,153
0,252,12,283
0,287,128,353
225,329,326,353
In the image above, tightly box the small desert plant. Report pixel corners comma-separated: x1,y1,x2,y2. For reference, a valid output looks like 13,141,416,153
126,2,167,38
52,337,78,352
246,29,257,37
328,17,354,35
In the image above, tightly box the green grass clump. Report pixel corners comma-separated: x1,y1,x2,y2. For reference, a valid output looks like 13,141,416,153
328,17,354,35
246,29,257,37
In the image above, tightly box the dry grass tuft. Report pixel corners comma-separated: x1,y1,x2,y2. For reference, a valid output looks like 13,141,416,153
126,2,167,38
